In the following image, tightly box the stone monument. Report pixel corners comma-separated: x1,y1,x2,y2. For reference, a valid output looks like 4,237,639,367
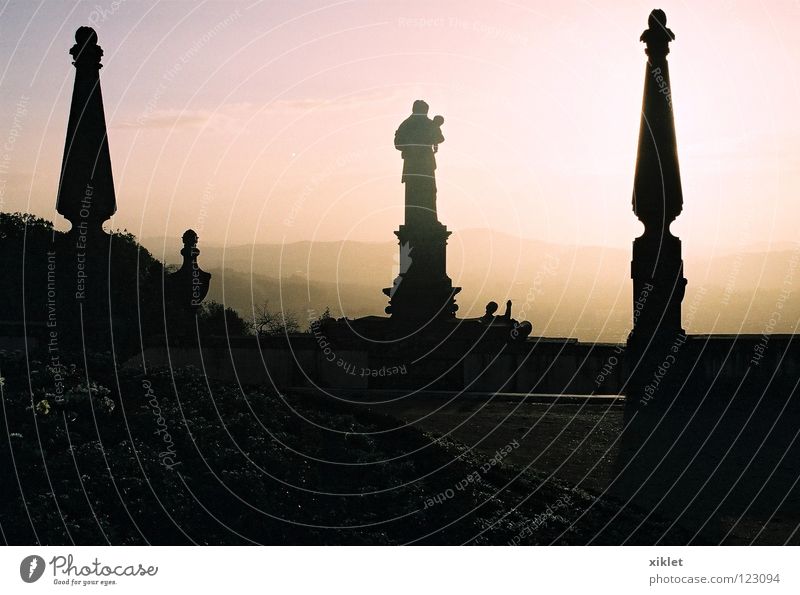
384,100,461,322
56,27,116,237
165,229,211,313
627,10,687,394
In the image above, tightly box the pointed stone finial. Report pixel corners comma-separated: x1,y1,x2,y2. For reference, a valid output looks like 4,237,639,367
56,27,116,236
633,9,682,232
166,229,211,312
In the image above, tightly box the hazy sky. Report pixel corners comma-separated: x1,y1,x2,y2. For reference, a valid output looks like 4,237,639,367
1,0,799,258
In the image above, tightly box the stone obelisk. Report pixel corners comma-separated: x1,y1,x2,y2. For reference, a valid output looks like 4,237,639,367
56,27,116,237
613,9,691,520
627,9,687,393
54,26,117,339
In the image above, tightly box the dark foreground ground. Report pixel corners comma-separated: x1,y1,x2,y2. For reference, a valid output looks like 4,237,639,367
358,391,623,493
0,353,794,544
352,390,799,545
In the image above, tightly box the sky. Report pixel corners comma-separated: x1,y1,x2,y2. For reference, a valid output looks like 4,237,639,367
1,0,800,260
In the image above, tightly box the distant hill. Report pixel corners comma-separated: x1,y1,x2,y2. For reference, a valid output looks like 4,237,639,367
200,267,386,329
142,230,800,342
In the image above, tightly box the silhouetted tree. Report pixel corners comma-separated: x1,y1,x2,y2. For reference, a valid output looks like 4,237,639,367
198,301,251,337
255,301,300,336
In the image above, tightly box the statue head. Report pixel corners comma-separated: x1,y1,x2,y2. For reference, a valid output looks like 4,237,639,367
648,9,667,31
412,100,429,115
484,301,499,317
641,9,674,49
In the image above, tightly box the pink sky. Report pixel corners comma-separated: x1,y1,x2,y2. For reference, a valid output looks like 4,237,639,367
1,0,799,260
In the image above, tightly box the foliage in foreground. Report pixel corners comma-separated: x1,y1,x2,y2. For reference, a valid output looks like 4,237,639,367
0,212,252,356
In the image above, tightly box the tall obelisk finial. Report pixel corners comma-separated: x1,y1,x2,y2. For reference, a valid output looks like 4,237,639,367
56,27,116,235
628,10,687,389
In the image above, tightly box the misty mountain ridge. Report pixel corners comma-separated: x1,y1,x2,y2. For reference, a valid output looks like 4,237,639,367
142,229,800,342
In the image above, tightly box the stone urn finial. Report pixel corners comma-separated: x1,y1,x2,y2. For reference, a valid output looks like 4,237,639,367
166,229,211,312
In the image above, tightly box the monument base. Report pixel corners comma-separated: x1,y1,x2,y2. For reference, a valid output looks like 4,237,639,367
383,220,460,322
311,314,533,390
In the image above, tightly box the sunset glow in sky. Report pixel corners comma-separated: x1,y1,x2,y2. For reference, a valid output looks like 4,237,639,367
2,0,800,259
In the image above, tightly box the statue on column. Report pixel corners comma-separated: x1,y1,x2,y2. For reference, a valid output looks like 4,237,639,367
384,100,459,322
394,100,445,227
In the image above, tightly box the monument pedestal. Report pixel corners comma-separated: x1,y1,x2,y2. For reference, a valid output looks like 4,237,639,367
382,220,460,322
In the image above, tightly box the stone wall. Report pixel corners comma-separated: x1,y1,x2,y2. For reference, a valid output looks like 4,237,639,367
126,333,800,400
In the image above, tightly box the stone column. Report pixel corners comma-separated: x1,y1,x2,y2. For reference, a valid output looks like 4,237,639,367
627,9,687,394
613,12,711,530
